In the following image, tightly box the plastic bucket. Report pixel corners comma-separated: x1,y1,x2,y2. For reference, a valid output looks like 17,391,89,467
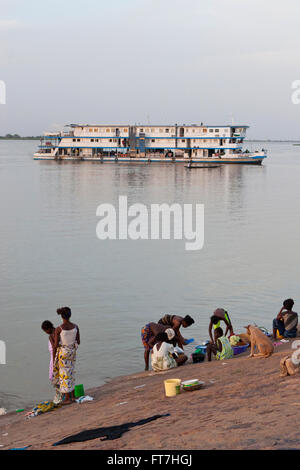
74,384,85,398
164,379,181,397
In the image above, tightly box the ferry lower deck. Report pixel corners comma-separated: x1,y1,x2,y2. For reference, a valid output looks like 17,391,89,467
33,154,266,164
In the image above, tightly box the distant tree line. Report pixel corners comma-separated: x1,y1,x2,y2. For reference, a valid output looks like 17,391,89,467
0,134,41,140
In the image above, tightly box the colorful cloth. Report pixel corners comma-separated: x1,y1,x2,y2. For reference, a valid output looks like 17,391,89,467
229,335,240,346
29,401,61,417
283,312,298,332
49,340,62,404
53,327,78,394
216,336,233,361
141,324,153,350
151,342,177,371
55,345,77,393
52,381,62,405
48,340,54,381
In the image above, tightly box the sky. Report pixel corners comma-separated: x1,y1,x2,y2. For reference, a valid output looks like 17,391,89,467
0,0,300,139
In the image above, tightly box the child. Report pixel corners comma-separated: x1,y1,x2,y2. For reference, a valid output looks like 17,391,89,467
207,327,233,362
41,320,62,405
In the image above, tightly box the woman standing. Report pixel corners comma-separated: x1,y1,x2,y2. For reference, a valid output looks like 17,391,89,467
53,307,80,405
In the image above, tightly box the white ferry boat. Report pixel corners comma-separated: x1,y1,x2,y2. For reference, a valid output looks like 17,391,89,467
34,124,267,164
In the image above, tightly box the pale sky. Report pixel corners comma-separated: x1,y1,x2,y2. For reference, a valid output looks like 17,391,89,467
1,0,300,139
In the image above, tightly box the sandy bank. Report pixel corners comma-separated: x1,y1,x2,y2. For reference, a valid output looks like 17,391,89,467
1,341,299,450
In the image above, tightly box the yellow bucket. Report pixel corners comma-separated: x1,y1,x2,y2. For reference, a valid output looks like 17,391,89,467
164,379,181,397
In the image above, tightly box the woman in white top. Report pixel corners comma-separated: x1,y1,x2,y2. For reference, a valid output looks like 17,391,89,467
53,307,80,405
151,330,187,372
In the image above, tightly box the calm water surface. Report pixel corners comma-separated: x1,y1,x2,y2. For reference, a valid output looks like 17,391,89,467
1,141,300,410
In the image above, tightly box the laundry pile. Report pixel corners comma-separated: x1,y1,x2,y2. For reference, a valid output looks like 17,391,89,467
25,400,61,418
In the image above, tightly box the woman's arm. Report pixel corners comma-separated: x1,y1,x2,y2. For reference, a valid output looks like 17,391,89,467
224,318,231,336
208,320,213,342
53,327,61,361
277,307,285,321
49,333,55,349
174,329,187,348
76,325,80,345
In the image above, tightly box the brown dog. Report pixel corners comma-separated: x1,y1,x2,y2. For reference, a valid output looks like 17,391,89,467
245,325,274,358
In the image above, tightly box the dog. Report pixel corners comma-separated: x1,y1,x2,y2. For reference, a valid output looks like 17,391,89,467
244,325,274,358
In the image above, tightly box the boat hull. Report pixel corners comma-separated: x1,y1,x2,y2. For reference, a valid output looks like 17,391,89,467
33,154,266,165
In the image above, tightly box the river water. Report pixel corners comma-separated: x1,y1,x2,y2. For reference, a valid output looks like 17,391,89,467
1,140,299,411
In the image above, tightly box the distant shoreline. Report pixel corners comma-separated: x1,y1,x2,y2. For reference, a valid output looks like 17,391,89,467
246,140,300,143
0,136,40,140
